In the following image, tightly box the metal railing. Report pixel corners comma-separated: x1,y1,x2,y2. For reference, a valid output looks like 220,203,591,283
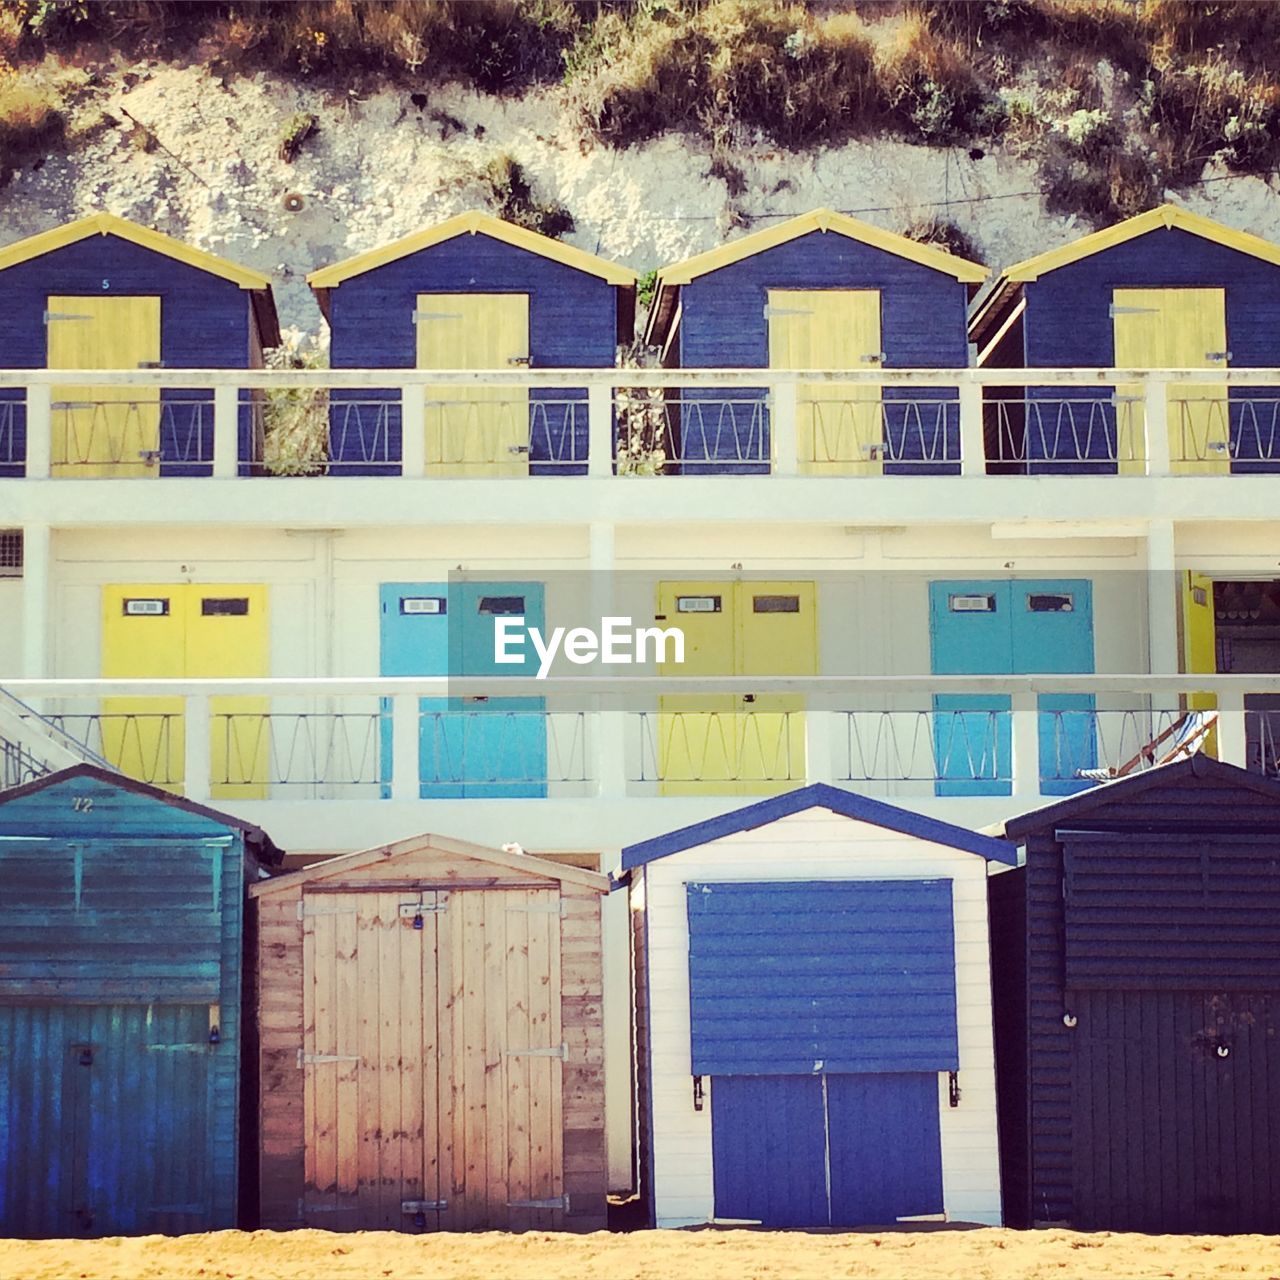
633,709,803,783
842,709,1007,783
1,366,1278,480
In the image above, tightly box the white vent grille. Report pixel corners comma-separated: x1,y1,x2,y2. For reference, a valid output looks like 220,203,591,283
0,531,21,577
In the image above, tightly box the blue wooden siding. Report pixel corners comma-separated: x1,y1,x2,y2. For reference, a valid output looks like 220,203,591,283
0,234,260,477
710,1073,944,1227
0,773,250,1236
676,231,971,475
686,879,959,1075
929,579,1095,796
326,234,619,475
1022,228,1280,473
991,758,1280,1231
378,581,547,797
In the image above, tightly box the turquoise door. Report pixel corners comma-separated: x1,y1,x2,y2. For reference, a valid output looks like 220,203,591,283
379,581,547,798
929,580,1095,796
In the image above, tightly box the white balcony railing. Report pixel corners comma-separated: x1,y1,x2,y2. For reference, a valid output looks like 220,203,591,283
6,675,1278,803
3,367,1280,479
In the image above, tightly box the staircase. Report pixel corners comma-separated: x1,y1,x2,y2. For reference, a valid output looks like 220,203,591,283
0,687,115,790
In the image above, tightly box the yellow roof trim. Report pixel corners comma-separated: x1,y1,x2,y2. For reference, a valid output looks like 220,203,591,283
0,212,272,289
1004,204,1280,281
655,207,989,287
307,210,638,288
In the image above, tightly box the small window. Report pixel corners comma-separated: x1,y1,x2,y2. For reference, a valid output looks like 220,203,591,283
124,598,169,616
401,596,446,615
0,530,21,577
753,595,801,614
677,596,722,613
477,595,525,615
949,593,996,613
1028,593,1074,613
201,597,249,617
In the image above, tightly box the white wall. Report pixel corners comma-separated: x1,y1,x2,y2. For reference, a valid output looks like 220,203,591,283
0,578,23,676
639,806,1003,1228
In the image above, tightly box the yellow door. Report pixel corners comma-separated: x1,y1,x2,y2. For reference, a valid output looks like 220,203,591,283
768,289,882,476
656,581,817,795
418,293,530,478
1182,570,1218,754
1113,288,1229,475
187,586,270,799
101,583,269,797
736,582,817,796
102,585,186,789
48,296,161,478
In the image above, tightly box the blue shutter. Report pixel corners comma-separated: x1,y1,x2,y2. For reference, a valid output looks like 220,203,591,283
686,879,959,1075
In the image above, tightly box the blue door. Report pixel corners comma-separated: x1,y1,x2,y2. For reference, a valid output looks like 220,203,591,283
929,580,1095,796
711,1072,944,1227
379,581,547,798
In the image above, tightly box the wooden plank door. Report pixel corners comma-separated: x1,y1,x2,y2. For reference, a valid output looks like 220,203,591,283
1113,288,1229,475
301,891,443,1232
48,296,161,478
418,293,530,477
440,886,564,1231
768,289,882,476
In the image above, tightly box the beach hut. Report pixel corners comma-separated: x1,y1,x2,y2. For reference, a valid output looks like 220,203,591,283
308,211,637,475
970,204,1280,474
0,764,282,1238
623,782,1014,1229
644,208,988,475
0,212,278,478
990,756,1280,1232
250,832,610,1232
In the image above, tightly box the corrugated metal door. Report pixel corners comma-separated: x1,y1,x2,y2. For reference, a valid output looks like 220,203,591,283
1113,287,1229,476
300,887,563,1232
0,1003,216,1238
655,581,816,796
929,580,1095,796
768,289,882,476
418,293,530,477
47,295,161,478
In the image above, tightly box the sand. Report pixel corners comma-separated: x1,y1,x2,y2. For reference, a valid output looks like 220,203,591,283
2,1227,1280,1280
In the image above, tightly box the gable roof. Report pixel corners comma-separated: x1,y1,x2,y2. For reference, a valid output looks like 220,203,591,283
307,210,639,292
1000,754,1280,841
620,782,1016,870
645,207,989,347
250,829,610,898
0,212,280,347
0,764,283,864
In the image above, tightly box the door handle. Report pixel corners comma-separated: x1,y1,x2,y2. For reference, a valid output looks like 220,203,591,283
742,694,756,704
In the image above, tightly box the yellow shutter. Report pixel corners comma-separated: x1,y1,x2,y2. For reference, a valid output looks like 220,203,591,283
1182,570,1219,753
768,289,882,476
417,293,530,477
1113,288,1229,475
48,296,161,478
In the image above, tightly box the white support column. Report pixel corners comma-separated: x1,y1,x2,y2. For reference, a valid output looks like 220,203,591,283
958,380,985,477
1217,688,1248,768
212,385,238,479
1143,375,1172,477
26,384,51,479
772,380,798,476
20,523,51,715
392,692,420,801
596,706,629,798
804,707,835,785
1011,690,1040,799
587,382,613,478
184,694,212,802
401,385,426,478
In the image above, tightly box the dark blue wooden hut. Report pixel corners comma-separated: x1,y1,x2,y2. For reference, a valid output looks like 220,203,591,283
0,212,278,478
990,755,1280,1233
970,204,1280,474
644,208,987,475
0,765,282,1237
308,211,637,476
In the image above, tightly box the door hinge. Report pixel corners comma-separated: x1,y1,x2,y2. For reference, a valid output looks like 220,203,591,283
145,1043,209,1053
507,356,531,366
398,897,449,918
297,1049,361,1067
505,1042,568,1060
298,901,359,918
762,304,813,319
412,311,463,323
43,310,93,323
1206,350,1232,362
507,898,566,916
507,1194,570,1211
136,360,166,369
402,1199,447,1212
860,352,886,364
1108,303,1158,316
